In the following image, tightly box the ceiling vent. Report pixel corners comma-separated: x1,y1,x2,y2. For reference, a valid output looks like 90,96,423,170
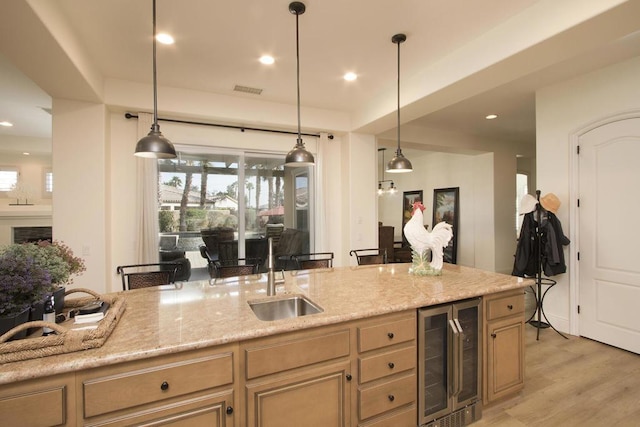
234,85,263,95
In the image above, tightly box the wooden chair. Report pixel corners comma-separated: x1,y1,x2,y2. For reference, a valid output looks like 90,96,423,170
349,248,388,265
211,258,262,279
116,263,179,291
291,252,334,270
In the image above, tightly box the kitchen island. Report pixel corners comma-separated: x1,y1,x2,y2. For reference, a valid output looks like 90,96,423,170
0,263,531,426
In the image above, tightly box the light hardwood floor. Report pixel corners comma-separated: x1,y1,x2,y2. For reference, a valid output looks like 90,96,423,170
476,319,640,426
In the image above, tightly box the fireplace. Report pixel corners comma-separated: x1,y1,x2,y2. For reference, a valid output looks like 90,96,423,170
13,226,53,243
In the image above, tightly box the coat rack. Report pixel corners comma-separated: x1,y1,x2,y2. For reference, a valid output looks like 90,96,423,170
527,190,569,340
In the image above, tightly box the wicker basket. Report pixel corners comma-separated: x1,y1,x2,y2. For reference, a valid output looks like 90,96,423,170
0,288,126,364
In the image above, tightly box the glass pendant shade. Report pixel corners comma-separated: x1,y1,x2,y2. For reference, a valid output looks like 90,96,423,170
135,123,177,158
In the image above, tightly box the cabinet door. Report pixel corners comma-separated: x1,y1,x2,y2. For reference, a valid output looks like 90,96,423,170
486,316,524,402
245,361,351,427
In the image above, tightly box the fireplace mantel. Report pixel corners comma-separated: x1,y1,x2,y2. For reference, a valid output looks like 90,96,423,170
0,205,53,245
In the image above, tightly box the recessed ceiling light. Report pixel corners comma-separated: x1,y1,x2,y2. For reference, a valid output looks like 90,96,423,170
155,33,174,45
0,121,13,127
343,72,357,81
22,152,30,156
485,114,498,120
259,55,275,65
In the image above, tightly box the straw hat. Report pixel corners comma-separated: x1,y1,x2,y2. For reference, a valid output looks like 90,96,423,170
540,193,561,214
519,194,538,215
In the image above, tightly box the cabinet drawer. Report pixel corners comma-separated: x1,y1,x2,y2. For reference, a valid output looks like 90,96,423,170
359,374,415,421
359,405,416,427
358,317,415,353
359,346,416,383
245,329,350,379
83,352,233,418
486,291,524,321
0,386,66,427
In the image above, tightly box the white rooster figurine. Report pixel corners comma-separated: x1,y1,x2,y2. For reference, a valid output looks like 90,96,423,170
403,201,453,275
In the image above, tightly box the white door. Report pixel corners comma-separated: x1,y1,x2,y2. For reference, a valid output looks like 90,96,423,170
578,117,640,354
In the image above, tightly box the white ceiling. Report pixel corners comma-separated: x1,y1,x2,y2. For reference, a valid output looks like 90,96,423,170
1,0,640,154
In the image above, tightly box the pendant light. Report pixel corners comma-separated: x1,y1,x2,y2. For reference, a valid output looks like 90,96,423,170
386,33,412,173
134,0,177,159
284,1,315,167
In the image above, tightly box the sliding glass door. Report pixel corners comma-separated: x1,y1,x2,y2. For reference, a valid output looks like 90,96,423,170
157,147,311,274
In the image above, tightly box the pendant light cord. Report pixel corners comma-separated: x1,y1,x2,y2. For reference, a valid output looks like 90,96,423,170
295,11,302,144
152,0,158,127
396,39,401,155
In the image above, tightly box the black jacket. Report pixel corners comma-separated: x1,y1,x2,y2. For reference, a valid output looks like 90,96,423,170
512,211,570,277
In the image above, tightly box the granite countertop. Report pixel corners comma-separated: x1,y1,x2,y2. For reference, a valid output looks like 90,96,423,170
0,263,531,385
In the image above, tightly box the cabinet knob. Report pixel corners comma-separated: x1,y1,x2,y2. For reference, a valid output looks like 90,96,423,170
226,406,234,415
388,395,395,402
491,333,497,338
388,362,395,369
160,381,169,391
507,304,513,310
345,374,352,381
387,332,394,339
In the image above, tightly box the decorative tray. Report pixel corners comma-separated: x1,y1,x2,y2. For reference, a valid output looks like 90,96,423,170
0,288,126,364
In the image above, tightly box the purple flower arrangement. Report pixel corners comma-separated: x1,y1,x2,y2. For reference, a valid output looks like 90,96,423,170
0,253,52,316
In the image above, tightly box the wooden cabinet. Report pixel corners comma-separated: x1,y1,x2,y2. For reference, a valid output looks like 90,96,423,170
0,373,76,427
242,325,351,426
76,345,238,426
356,312,416,426
483,289,525,405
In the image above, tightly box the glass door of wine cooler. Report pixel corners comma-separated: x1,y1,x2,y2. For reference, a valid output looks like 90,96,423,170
418,298,481,426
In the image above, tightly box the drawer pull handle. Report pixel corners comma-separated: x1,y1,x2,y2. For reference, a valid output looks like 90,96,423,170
226,406,234,415
507,304,513,310
388,394,395,402
346,374,352,381
491,333,497,338
160,381,169,391
387,332,394,339
388,362,395,369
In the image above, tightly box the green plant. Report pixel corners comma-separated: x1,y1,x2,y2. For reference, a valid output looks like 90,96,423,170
159,210,175,232
0,252,52,316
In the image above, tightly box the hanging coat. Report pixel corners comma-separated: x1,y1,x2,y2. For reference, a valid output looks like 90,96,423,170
512,211,570,277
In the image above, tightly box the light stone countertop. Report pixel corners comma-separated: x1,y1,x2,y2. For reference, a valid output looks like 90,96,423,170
0,263,531,385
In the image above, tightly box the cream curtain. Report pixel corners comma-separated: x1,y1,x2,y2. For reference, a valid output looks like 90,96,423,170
135,113,160,264
314,133,330,251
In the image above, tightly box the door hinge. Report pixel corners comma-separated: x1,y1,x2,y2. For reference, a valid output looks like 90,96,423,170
577,252,580,261
577,305,581,314
577,198,580,207
577,145,580,155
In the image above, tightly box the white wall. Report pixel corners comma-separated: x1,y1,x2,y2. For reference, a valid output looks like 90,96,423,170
536,55,640,332
377,151,496,270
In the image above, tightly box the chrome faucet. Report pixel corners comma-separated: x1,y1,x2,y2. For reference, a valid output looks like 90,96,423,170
267,237,277,296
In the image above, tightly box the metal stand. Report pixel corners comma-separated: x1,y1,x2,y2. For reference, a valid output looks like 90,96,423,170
527,190,568,341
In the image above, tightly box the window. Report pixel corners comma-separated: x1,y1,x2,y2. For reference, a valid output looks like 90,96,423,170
157,147,312,265
515,173,529,236
0,167,18,192
43,168,53,196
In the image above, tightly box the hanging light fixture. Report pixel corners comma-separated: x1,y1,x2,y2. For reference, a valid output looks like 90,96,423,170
134,0,177,159
378,148,398,196
386,33,412,173
284,1,315,167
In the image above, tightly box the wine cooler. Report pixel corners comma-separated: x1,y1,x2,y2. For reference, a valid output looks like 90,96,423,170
418,298,482,427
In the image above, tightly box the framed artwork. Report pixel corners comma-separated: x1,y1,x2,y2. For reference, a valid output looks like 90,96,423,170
401,190,423,246
432,187,459,264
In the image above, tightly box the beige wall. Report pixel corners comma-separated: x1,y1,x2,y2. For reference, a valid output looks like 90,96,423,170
536,55,640,333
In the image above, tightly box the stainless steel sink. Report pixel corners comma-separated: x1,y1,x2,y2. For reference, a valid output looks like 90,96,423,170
249,295,323,321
